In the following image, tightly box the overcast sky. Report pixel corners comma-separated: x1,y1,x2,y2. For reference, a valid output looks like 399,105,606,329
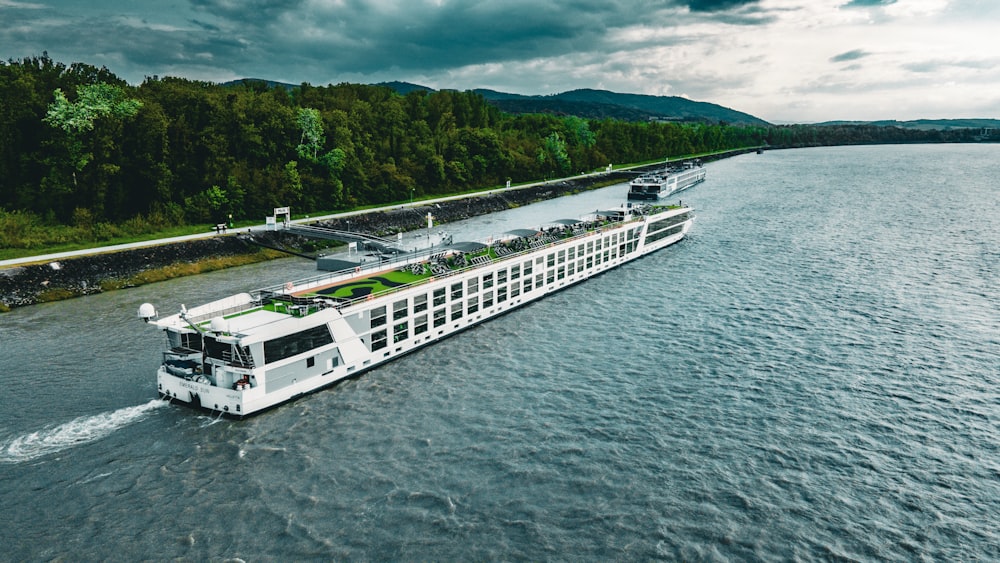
3,0,998,123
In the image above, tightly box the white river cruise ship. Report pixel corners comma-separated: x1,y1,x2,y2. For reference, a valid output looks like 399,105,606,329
627,160,706,201
139,202,694,417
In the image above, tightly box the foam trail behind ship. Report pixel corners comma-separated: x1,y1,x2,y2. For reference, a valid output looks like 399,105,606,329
0,399,167,463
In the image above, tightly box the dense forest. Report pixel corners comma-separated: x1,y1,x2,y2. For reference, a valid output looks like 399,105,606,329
0,54,986,247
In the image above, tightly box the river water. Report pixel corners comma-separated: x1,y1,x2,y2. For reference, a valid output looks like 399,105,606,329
1,144,998,561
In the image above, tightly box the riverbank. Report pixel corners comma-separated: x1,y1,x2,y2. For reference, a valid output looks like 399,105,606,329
0,168,642,311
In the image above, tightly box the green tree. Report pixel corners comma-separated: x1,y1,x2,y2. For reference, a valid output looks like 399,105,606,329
296,107,325,160
43,83,142,187
538,132,570,174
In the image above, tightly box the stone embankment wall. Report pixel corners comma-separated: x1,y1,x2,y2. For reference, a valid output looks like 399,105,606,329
0,237,257,309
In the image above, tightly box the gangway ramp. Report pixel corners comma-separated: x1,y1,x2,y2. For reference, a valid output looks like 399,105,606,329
286,224,399,253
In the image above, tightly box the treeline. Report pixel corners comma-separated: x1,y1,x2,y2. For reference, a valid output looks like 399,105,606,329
0,54,983,235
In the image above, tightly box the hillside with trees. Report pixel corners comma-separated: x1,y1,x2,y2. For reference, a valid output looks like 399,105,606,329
477,88,770,125
0,54,991,251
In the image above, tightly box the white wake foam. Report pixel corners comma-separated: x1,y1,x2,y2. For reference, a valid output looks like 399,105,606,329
0,399,168,463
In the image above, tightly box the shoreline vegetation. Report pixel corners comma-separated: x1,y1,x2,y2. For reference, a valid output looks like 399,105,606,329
0,155,697,312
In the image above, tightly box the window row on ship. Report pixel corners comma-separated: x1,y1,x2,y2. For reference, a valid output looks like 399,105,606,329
366,224,651,352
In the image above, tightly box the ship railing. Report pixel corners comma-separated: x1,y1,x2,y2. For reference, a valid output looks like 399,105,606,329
185,293,262,325
222,347,255,369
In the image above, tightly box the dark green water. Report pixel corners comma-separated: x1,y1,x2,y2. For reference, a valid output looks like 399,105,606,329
1,144,997,561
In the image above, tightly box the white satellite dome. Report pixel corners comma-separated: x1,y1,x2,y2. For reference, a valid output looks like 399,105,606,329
137,303,157,322
210,316,229,333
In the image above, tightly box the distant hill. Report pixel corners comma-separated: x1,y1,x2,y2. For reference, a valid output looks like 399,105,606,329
222,78,298,89
375,81,434,94
228,79,768,124
814,118,1000,131
515,88,769,126
378,83,770,125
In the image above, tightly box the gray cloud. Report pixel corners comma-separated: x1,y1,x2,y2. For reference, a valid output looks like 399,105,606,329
153,1,762,77
831,49,871,63
688,0,760,11
903,58,998,73
0,0,780,84
840,0,897,7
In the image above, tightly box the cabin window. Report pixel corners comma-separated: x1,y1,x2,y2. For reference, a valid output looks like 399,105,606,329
523,278,532,292
467,296,479,314
433,287,446,306
568,262,576,276
535,273,543,288
372,329,387,351
523,260,532,275
649,212,689,231
510,283,521,298
568,247,575,260
433,308,447,327
393,321,408,343
414,293,428,313
547,253,556,267
587,241,594,255
557,266,566,280
414,314,428,335
451,282,463,300
498,286,508,303
497,270,507,285
393,299,408,320
483,273,494,289
646,224,684,243
451,302,463,321
547,270,556,284
168,331,203,351
263,325,334,363
467,277,478,294
371,306,387,328
587,256,594,269
307,357,315,368
511,265,520,280
482,291,494,308
203,336,231,361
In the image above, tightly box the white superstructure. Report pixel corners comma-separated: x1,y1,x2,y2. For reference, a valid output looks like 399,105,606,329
140,203,694,417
